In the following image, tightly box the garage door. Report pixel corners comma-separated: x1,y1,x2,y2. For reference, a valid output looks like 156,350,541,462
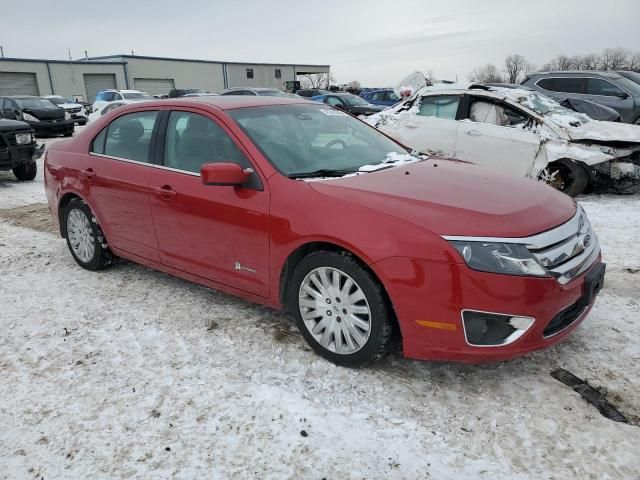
134,78,175,96
83,73,117,102
0,72,39,96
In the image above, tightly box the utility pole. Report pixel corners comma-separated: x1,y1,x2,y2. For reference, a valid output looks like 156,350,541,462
67,48,72,61
0,46,4,58
85,50,88,60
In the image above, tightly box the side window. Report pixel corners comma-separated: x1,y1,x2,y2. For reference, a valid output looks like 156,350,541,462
587,78,624,97
388,91,399,102
103,111,158,163
417,95,460,119
164,111,250,174
246,68,254,79
469,100,528,127
538,77,586,94
0,99,5,111
372,92,385,101
326,96,344,107
91,127,108,154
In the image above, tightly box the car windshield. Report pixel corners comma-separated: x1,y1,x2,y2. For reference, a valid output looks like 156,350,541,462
14,97,58,110
229,103,412,177
513,91,591,126
122,92,151,99
341,94,369,106
257,90,289,97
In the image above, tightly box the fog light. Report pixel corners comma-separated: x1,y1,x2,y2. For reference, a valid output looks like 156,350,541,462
462,310,534,346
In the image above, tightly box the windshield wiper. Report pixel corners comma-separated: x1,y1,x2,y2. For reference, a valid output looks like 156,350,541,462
288,169,357,179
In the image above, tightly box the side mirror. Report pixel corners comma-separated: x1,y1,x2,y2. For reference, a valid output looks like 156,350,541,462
201,162,252,186
333,103,345,110
616,91,630,99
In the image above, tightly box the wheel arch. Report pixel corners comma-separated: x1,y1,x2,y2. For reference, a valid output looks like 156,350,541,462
278,241,401,336
57,191,104,239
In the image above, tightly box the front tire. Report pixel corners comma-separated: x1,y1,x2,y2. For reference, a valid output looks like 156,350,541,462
545,159,589,197
12,161,37,181
64,199,113,270
288,251,393,367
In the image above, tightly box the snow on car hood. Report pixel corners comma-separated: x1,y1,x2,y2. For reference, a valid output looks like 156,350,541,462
565,121,640,144
308,158,576,238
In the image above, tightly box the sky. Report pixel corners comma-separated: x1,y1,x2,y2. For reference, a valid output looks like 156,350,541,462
1,0,639,86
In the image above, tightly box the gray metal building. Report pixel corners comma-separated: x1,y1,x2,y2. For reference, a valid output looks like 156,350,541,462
0,54,330,101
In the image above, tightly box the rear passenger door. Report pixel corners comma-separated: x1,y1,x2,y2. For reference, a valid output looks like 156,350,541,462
148,109,271,297
88,110,161,261
387,94,461,156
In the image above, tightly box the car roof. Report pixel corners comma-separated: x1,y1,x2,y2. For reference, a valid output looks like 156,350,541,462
115,95,311,111
4,95,40,99
530,71,623,79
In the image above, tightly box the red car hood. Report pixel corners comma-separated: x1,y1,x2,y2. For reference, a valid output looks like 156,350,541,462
308,159,576,237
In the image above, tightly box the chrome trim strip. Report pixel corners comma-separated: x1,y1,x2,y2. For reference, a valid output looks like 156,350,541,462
443,206,584,249
460,309,535,348
153,164,200,177
89,152,152,167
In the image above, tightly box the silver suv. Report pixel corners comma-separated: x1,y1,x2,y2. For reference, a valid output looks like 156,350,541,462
522,71,640,124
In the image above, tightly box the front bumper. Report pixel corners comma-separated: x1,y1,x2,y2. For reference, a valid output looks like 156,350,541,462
0,130,42,169
374,255,603,363
27,119,75,135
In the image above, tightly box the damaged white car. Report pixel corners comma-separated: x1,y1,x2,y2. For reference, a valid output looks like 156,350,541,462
367,84,640,196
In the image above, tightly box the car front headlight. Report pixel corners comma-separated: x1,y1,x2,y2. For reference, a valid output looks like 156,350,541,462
22,112,39,122
450,241,548,277
64,111,71,120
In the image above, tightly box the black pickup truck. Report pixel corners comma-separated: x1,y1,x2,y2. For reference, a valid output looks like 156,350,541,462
0,118,44,181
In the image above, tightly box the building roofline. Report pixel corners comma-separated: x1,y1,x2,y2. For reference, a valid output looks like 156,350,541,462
84,54,330,68
0,57,126,65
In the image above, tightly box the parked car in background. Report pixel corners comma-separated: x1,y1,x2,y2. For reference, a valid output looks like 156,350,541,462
45,95,88,125
296,89,331,98
0,96,74,137
310,92,386,116
486,83,622,122
183,92,219,97
522,71,640,125
0,117,43,181
220,87,296,97
367,84,640,196
92,89,152,113
169,88,210,98
87,100,129,123
360,88,400,106
617,70,640,86
44,96,604,366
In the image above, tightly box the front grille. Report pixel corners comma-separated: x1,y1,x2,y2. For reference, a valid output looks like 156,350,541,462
525,207,599,285
68,107,81,114
544,298,586,337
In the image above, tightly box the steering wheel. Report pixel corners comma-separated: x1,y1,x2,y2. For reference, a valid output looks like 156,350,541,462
325,139,347,149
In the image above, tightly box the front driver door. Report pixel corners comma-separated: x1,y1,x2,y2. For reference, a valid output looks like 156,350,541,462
386,94,461,156
149,109,270,298
454,96,542,178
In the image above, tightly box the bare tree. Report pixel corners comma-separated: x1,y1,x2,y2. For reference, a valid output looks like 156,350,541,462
600,48,630,70
628,52,640,72
556,55,575,70
469,63,503,83
347,80,361,89
299,72,335,89
504,54,528,83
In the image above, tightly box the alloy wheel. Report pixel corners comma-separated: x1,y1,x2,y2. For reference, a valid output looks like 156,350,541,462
298,266,372,354
67,209,95,263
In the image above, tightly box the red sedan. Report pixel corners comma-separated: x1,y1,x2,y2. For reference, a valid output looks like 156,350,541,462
44,96,605,367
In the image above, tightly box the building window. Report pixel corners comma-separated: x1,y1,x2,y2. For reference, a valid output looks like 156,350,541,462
246,68,254,79
275,69,282,79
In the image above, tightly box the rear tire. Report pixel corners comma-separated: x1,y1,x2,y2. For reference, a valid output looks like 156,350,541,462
12,161,37,181
64,198,113,270
547,159,589,197
288,251,393,367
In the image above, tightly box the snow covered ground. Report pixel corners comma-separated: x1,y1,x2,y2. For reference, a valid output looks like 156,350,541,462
0,136,639,479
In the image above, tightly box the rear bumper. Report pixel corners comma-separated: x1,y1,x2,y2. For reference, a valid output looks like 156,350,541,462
374,255,603,363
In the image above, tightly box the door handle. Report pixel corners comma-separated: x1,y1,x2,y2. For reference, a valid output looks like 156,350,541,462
80,168,96,178
152,185,177,197
464,130,481,136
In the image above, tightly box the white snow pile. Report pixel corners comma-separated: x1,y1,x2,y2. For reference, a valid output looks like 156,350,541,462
358,151,424,172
